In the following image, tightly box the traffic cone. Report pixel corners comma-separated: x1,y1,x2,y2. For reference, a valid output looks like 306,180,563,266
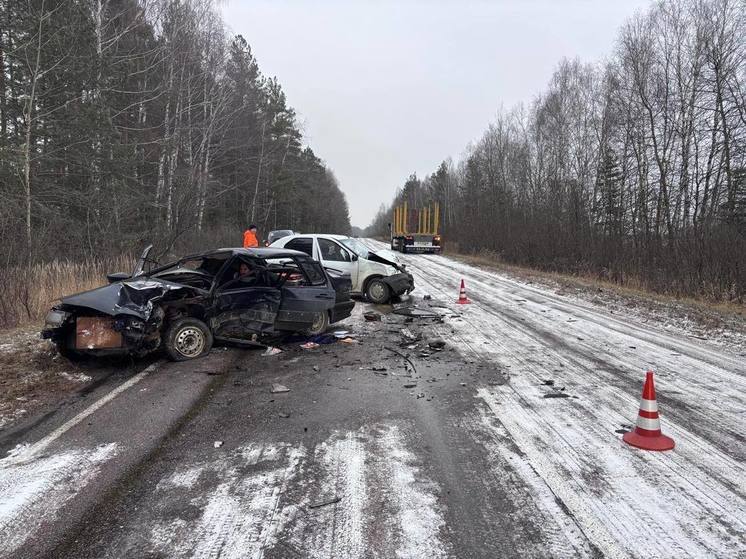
456,279,471,304
623,370,675,451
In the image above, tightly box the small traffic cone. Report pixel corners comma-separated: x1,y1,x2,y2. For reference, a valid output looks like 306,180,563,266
456,279,471,304
623,370,675,451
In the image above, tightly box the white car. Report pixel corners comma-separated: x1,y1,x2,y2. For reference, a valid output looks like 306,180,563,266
270,234,415,304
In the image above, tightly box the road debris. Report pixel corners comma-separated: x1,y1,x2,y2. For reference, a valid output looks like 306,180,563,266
340,337,359,344
213,441,223,448
403,383,417,388
308,496,342,509
312,365,320,372
263,347,282,356
364,311,382,321
384,346,418,375
279,411,291,418
271,384,290,393
400,328,418,341
428,339,446,350
300,342,320,350
393,306,441,319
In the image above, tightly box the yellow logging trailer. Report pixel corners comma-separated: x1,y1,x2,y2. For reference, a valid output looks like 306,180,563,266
390,201,442,254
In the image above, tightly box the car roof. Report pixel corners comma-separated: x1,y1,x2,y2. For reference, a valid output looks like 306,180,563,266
185,247,308,259
280,234,349,241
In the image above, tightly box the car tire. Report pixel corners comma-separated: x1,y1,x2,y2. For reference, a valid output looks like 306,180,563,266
366,278,391,304
304,311,330,337
164,318,213,361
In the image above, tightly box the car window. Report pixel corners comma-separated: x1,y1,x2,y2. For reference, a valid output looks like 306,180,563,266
285,237,314,256
296,256,327,286
318,238,351,262
339,238,369,260
217,257,275,289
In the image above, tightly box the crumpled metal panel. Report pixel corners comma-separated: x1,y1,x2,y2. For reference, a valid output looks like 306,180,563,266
60,279,187,319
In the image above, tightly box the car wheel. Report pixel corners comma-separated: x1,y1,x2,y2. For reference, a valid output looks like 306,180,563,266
164,318,213,361
366,279,391,304
304,311,330,336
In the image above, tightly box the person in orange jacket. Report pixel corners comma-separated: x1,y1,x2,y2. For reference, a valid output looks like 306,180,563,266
243,224,259,248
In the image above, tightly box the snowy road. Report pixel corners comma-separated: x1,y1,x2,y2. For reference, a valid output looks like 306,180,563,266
0,243,743,558
366,239,746,558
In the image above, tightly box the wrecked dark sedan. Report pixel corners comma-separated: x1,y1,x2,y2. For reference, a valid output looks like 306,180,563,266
41,246,355,361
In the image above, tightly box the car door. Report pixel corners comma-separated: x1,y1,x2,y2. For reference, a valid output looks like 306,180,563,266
317,237,358,286
209,256,281,336
274,255,336,332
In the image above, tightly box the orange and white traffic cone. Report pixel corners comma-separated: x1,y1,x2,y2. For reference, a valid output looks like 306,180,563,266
623,370,675,451
456,279,471,304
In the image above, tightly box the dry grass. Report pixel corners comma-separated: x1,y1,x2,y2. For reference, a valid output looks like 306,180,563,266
0,255,134,329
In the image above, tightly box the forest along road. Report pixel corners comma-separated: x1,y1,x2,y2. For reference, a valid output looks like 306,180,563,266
0,243,744,559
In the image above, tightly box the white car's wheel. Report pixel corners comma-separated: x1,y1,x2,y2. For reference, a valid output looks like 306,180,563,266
366,279,391,304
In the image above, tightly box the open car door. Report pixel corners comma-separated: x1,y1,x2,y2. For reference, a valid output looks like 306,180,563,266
271,255,336,332
210,256,281,336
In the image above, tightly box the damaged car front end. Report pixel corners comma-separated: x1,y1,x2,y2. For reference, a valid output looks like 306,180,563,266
42,278,186,359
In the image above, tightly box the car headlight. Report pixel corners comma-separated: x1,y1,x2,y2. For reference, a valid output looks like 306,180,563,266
44,309,71,328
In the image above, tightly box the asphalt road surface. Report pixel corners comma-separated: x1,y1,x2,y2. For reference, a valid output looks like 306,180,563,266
1,241,744,559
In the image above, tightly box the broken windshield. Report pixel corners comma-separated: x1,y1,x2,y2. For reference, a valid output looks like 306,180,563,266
339,238,369,260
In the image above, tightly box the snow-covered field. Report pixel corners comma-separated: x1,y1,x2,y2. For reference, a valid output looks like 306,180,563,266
367,239,746,559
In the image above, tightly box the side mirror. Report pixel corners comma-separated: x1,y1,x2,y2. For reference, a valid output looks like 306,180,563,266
107,272,130,283
387,222,392,231
351,253,358,262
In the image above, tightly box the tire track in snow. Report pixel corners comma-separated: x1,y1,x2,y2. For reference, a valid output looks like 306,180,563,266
280,424,450,559
141,444,305,559
376,242,746,558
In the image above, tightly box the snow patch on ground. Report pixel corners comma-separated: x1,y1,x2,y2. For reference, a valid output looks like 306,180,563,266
57,371,92,383
377,424,448,559
145,443,305,559
0,443,118,558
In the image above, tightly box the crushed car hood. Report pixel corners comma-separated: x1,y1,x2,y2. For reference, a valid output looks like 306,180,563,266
59,278,189,319
367,249,404,270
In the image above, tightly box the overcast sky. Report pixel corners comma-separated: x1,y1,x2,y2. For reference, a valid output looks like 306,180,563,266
221,0,651,228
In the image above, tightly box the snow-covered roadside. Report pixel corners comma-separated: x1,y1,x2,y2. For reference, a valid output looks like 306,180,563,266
0,443,119,558
0,327,90,432
372,241,746,559
448,254,746,354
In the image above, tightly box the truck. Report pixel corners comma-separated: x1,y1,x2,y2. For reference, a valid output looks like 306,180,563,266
390,201,442,254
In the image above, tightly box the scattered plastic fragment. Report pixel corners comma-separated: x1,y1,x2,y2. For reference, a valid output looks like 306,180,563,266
301,342,320,350
263,347,282,356
428,339,446,350
271,383,290,393
213,441,224,448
